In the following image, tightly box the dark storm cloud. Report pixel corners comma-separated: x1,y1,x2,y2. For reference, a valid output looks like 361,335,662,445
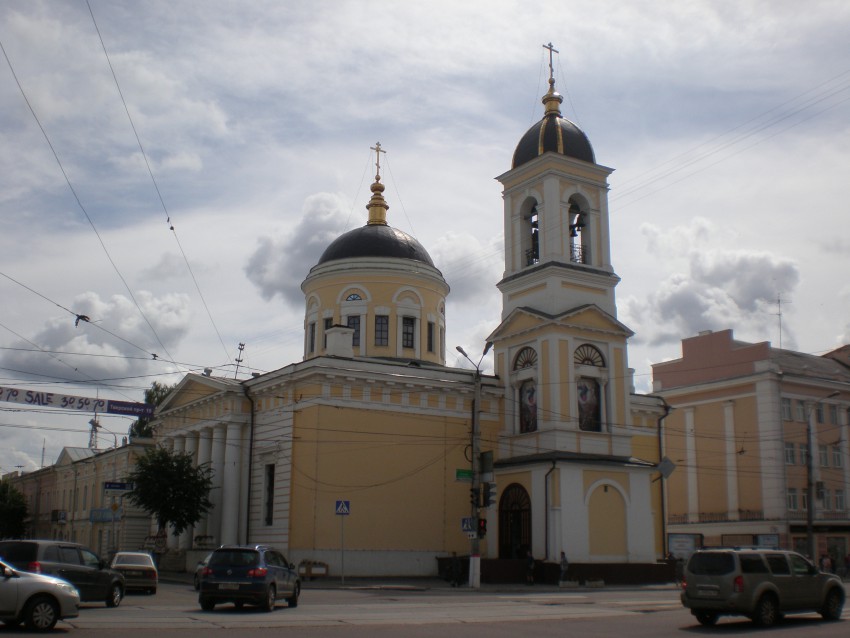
244,193,350,305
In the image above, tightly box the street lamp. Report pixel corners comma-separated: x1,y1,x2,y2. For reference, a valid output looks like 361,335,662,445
456,342,492,589
806,390,840,560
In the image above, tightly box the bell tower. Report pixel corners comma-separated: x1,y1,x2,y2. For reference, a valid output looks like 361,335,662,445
496,44,619,320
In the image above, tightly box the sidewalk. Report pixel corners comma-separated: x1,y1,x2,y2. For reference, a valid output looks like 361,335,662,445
160,570,680,593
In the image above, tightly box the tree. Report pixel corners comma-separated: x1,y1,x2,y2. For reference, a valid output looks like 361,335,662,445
126,447,213,537
129,381,175,439
0,479,28,538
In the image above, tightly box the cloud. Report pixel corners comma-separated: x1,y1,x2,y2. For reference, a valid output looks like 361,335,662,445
0,290,192,383
622,218,800,349
244,192,350,304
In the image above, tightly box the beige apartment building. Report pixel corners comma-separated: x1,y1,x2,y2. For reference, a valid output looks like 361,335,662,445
652,329,850,567
7,439,155,557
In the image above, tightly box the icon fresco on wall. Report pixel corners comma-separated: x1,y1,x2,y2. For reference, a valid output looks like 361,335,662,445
577,377,601,431
519,380,537,433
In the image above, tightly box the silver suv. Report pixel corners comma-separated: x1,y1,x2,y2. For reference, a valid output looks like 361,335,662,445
681,548,845,626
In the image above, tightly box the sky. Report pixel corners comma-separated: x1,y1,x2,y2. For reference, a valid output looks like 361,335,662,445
1,0,849,475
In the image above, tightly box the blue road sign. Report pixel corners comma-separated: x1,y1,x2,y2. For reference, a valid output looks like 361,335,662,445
335,500,350,515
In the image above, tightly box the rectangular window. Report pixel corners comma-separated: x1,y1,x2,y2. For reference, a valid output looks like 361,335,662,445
822,488,831,510
833,445,843,468
819,444,829,467
836,489,846,512
786,488,798,511
264,464,275,525
796,400,806,422
427,321,435,353
402,317,415,348
308,322,316,354
323,317,332,349
829,404,838,425
801,490,809,512
375,315,389,346
347,315,360,347
784,442,796,465
816,403,825,424
800,443,809,465
781,398,792,420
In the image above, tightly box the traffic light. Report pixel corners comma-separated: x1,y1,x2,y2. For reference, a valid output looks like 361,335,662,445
477,517,487,538
481,482,495,508
470,486,479,506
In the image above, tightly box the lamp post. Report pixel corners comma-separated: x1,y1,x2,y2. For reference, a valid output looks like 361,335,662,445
805,390,839,560
456,342,492,589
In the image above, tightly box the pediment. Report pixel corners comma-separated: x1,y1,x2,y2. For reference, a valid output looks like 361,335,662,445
157,373,241,413
487,304,633,343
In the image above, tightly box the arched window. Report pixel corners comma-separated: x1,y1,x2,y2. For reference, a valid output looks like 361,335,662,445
568,199,589,265
574,344,604,367
574,343,605,431
498,483,531,559
345,293,362,301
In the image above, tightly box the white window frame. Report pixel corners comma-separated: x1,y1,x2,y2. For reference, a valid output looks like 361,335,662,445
784,442,796,465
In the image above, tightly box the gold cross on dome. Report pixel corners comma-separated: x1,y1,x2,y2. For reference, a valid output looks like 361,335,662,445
543,42,559,83
370,142,386,179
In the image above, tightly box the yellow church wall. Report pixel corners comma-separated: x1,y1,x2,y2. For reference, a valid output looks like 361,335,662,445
583,468,629,556
559,340,571,425
612,348,626,428
588,485,627,556
303,267,448,364
290,404,473,554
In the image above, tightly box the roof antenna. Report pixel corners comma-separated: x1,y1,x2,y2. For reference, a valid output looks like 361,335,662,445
234,342,245,379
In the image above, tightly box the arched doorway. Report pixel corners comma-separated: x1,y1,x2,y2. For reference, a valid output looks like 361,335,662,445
498,483,531,559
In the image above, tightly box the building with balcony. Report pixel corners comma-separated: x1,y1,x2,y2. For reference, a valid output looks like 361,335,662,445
652,329,850,566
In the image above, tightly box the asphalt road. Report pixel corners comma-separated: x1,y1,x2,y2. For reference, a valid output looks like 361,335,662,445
3,580,848,637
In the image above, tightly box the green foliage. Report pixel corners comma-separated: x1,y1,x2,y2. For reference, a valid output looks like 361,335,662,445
126,447,213,537
0,479,28,538
129,381,175,439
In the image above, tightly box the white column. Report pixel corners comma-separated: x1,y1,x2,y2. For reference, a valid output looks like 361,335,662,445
168,436,186,549
724,402,740,520
179,433,198,550
685,408,699,523
220,422,244,545
194,428,213,539
239,426,251,544
209,425,227,545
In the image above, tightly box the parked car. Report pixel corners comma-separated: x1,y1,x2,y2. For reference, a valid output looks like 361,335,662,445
0,540,124,607
681,547,845,626
194,552,212,590
0,558,80,631
110,551,158,594
198,545,300,611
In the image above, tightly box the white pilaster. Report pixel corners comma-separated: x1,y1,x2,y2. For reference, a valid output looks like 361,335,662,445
220,422,243,545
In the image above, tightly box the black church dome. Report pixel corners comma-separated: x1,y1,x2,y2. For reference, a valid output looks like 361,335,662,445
317,224,435,267
512,113,595,168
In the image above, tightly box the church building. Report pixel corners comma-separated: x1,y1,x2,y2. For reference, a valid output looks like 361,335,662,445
153,53,668,581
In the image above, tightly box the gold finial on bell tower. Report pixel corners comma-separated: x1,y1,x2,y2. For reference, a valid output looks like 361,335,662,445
542,42,563,116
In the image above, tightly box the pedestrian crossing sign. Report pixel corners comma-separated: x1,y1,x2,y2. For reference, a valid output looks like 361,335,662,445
335,500,351,515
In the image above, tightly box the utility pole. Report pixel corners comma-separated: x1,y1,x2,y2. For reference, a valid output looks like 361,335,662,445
456,342,492,589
